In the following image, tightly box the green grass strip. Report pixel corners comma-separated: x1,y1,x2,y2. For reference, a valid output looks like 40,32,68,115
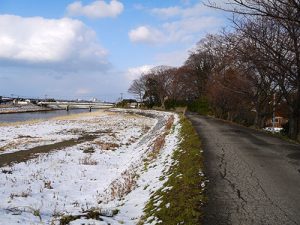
139,115,206,225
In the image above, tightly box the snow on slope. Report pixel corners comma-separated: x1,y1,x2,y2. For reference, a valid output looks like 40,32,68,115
0,109,180,225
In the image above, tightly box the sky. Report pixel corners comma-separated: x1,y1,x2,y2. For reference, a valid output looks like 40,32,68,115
0,0,229,102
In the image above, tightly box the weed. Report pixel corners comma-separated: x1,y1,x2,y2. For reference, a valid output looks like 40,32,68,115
94,141,120,150
79,155,98,165
17,135,35,138
32,208,42,221
112,209,120,215
59,215,80,225
142,125,151,133
83,146,95,153
100,168,138,203
10,190,31,199
2,169,13,174
139,115,206,225
59,208,106,225
44,180,53,189
165,115,174,131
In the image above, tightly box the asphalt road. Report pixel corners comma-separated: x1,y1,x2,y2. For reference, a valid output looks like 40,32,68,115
187,114,300,225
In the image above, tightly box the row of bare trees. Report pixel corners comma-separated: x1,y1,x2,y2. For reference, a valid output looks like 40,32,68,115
128,1,300,141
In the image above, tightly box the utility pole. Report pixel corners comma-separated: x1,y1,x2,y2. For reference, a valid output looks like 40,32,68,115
272,93,276,128
120,93,123,101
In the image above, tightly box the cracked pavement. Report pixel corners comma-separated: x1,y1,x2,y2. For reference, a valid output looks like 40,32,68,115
187,114,300,225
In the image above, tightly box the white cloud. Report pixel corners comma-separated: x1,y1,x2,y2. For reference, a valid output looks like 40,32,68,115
126,65,153,81
155,49,190,67
151,6,181,19
75,88,91,95
0,15,108,70
66,0,124,19
133,4,145,10
129,2,224,45
162,17,222,41
128,26,164,44
129,17,222,44
151,2,228,19
151,3,208,19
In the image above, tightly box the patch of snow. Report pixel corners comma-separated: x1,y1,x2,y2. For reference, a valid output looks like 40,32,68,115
263,127,283,133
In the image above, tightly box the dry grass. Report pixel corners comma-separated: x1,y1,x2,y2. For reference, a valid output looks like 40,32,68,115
10,191,31,199
59,208,119,225
51,110,106,121
103,169,137,203
101,114,176,204
123,113,140,119
174,107,187,114
0,138,40,152
142,125,151,133
83,146,95,153
94,141,120,150
165,115,175,131
44,180,53,189
153,135,166,154
79,155,98,165
148,115,175,161
0,119,43,127
18,135,37,138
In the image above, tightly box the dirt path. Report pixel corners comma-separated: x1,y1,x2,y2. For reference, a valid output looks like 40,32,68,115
0,135,97,167
187,114,300,225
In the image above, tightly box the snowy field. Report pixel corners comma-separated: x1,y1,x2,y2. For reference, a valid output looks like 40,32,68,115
0,109,180,224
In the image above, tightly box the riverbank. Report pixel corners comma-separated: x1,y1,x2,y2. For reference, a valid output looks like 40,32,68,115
0,103,52,114
0,109,182,224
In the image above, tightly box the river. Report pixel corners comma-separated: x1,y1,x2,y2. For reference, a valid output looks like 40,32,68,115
0,109,93,123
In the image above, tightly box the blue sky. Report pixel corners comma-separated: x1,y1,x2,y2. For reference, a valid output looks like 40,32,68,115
0,0,228,101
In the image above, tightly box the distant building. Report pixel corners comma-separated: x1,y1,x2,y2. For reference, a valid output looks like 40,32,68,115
128,101,144,108
266,116,288,128
17,101,29,105
265,100,289,128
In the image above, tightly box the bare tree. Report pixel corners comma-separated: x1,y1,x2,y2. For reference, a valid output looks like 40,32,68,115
128,76,147,102
146,66,175,109
206,0,300,24
207,0,300,140
236,17,300,139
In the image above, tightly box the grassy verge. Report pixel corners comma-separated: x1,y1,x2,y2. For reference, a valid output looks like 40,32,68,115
265,131,300,144
139,115,206,225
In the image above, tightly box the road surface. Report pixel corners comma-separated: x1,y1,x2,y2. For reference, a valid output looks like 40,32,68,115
187,114,300,225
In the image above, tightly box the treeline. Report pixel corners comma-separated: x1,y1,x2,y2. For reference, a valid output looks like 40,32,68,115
128,1,300,141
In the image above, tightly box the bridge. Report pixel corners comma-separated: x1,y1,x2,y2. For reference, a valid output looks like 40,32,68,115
38,101,114,111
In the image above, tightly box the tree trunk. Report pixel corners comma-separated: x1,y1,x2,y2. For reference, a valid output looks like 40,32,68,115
298,119,300,141
289,91,300,141
289,115,299,140
254,101,269,128
254,113,265,128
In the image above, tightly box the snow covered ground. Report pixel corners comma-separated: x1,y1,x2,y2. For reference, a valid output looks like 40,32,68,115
0,109,180,224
